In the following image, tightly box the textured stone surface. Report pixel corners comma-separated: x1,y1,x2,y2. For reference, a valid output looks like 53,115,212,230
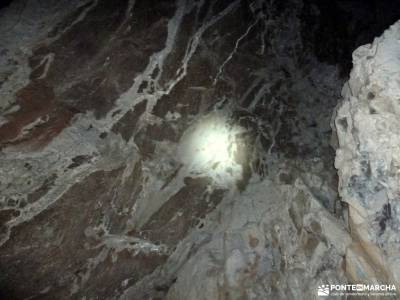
0,0,398,299
334,20,400,289
148,179,350,300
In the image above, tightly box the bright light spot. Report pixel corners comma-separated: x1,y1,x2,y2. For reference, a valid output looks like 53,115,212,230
196,124,231,164
179,114,244,186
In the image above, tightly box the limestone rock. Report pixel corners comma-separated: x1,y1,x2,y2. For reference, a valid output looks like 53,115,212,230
1,0,397,299
334,21,400,288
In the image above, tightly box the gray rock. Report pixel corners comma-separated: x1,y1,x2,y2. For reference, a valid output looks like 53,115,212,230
334,20,400,289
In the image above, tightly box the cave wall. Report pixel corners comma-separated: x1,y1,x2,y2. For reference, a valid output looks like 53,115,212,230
0,0,398,299
334,20,400,288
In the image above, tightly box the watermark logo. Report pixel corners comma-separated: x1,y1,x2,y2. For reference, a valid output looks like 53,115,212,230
317,285,330,296
317,284,397,297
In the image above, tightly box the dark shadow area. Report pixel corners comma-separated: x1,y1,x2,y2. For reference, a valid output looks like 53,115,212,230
0,0,13,10
301,0,400,76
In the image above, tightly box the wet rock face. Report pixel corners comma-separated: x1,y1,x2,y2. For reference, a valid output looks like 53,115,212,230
0,0,396,299
334,21,400,288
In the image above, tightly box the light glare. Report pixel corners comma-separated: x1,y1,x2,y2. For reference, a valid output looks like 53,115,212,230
179,114,243,186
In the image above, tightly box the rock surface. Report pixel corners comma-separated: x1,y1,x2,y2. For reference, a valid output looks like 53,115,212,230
334,20,400,289
0,0,398,299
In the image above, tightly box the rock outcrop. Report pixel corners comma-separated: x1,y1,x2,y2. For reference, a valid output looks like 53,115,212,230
334,21,400,289
125,178,351,300
0,0,398,299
